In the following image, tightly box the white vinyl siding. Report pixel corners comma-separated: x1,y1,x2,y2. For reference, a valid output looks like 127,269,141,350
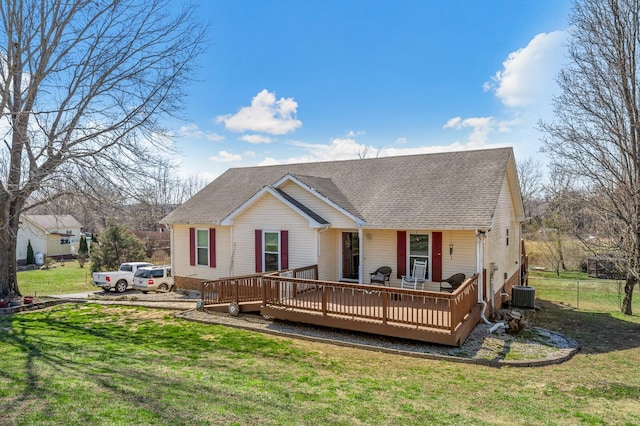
172,224,231,281
440,230,477,281
361,229,398,285
233,193,316,276
486,175,521,295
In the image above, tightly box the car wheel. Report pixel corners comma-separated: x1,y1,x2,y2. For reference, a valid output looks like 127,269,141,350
115,280,127,293
158,283,169,292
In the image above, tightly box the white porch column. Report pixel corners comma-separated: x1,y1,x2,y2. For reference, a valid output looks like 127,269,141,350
358,228,364,284
475,230,486,303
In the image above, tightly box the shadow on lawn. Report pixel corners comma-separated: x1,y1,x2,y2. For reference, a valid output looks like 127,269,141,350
535,299,640,354
0,306,212,424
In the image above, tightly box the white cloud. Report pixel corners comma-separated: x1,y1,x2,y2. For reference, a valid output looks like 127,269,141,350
346,130,365,138
240,134,272,144
256,130,508,167
486,31,568,107
395,137,407,145
286,134,368,162
216,89,303,135
443,116,500,146
209,150,242,163
178,123,225,142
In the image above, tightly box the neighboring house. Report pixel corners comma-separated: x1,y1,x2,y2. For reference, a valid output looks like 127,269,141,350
16,215,83,263
163,147,526,315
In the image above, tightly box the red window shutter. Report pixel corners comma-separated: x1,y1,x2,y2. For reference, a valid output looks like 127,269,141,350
396,231,406,278
255,230,262,272
189,228,195,266
209,228,216,268
432,231,442,282
281,230,289,270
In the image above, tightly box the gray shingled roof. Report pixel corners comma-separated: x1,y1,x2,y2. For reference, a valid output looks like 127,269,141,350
162,147,517,230
24,215,82,231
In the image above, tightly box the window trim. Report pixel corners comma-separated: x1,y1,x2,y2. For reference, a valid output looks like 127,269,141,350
195,228,210,266
407,232,431,280
263,230,280,272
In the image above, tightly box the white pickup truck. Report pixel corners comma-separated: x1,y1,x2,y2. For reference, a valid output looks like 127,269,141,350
92,262,153,293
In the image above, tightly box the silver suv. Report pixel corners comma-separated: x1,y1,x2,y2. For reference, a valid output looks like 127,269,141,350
132,265,174,293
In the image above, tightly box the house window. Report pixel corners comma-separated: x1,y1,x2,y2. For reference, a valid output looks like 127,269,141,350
409,233,430,277
264,231,280,271
196,229,209,266
506,228,510,246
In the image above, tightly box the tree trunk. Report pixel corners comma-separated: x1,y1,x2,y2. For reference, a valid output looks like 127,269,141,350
0,210,22,299
622,276,636,315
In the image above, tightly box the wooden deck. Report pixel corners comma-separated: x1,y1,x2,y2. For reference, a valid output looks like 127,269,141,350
201,266,481,346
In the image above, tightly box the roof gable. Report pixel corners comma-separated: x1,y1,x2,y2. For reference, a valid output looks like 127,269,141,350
220,186,329,228
163,147,521,230
273,174,364,225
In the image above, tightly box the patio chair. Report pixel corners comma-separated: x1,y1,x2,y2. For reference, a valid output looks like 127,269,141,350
369,266,392,286
439,273,466,293
401,260,427,290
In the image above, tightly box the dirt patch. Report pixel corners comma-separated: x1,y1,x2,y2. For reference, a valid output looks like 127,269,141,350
93,305,170,324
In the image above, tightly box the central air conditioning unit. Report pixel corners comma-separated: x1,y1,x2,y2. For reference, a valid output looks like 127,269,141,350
511,285,535,308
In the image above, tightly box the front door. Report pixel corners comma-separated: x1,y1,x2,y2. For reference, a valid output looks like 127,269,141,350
341,231,359,281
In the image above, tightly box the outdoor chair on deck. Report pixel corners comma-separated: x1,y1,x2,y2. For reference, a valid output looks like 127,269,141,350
401,260,428,290
439,273,466,293
369,266,392,286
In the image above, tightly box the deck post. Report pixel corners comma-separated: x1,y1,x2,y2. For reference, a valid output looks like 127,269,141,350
233,279,238,305
322,285,327,316
382,292,388,324
450,297,456,333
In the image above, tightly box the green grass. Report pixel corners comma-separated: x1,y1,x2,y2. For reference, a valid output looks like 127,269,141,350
1,303,640,425
529,270,639,312
17,261,96,296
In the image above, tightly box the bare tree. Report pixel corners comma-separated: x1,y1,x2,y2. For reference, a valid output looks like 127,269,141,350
540,0,640,314
517,156,544,220
0,0,206,298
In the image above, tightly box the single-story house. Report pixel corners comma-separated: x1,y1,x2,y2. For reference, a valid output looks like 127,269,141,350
162,147,526,344
16,214,83,263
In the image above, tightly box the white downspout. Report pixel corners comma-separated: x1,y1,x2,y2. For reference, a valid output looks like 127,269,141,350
476,230,492,325
477,229,506,332
169,224,174,269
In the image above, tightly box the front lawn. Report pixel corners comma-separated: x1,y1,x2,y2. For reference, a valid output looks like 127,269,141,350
1,303,639,425
17,261,96,296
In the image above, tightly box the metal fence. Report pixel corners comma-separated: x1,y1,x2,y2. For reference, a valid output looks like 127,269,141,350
530,277,639,312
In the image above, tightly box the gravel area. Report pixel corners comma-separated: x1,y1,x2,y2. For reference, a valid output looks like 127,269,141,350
176,307,579,367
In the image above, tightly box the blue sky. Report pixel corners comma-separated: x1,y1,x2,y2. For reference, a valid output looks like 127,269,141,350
170,0,573,181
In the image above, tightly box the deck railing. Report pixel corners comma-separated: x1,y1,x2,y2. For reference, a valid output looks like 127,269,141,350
262,274,479,332
201,266,478,334
201,264,319,306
